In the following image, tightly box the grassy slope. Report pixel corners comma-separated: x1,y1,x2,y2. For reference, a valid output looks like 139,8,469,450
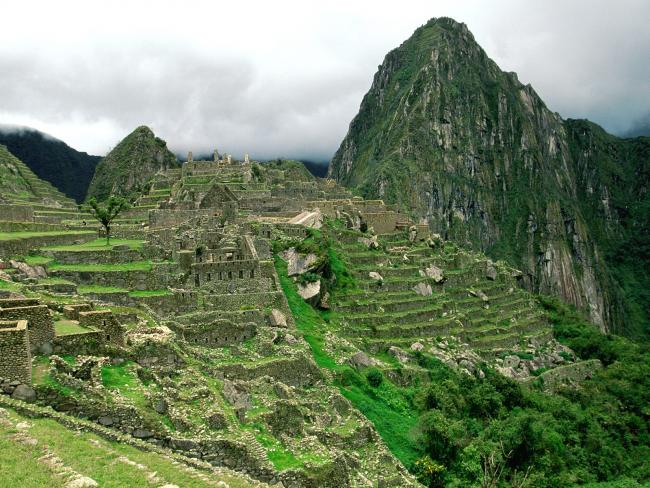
275,253,422,468
0,407,256,487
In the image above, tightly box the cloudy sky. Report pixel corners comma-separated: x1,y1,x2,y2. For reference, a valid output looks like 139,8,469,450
1,0,649,161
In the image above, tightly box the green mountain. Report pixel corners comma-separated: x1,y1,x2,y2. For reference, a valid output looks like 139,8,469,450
0,126,100,203
329,17,650,337
86,126,178,202
0,144,77,207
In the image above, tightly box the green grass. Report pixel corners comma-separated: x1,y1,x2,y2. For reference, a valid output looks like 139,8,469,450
0,279,20,291
40,238,145,251
0,230,94,241
49,261,153,272
129,289,172,297
77,285,128,294
0,408,255,487
23,255,53,266
274,253,422,467
54,320,95,336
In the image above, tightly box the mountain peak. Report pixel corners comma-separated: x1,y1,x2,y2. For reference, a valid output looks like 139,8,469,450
86,126,178,202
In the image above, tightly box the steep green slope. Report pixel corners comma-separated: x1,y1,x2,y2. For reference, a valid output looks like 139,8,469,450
0,127,100,202
0,144,77,207
329,17,650,337
87,126,178,202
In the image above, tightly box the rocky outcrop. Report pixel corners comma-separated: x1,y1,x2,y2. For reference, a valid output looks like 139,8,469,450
329,17,650,335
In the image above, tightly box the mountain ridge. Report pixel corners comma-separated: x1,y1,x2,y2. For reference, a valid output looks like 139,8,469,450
0,125,100,202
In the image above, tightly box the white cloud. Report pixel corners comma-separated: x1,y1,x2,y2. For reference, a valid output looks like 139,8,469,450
0,0,648,157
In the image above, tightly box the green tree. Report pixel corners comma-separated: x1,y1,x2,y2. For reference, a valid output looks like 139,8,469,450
86,196,129,245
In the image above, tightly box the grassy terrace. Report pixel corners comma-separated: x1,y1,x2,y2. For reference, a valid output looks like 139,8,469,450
0,230,94,241
77,285,172,297
0,408,256,487
54,319,95,336
40,238,146,251
49,261,154,272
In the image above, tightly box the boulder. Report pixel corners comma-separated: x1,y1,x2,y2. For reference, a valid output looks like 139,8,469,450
153,398,168,414
319,291,330,310
368,271,384,283
9,260,46,279
65,476,98,488
486,262,498,281
0,270,12,282
503,355,521,369
408,225,418,242
97,416,114,426
469,289,489,302
348,351,375,369
413,282,432,296
424,265,445,283
388,346,410,364
410,342,425,352
282,248,318,276
132,428,154,439
426,233,444,248
269,309,287,327
222,380,252,409
297,280,320,301
11,384,36,402
358,235,380,249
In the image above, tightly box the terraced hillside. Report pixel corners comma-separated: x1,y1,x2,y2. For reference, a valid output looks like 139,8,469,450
328,229,552,357
0,145,77,210
0,154,630,487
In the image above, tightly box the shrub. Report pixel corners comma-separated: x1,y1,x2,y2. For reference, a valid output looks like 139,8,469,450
366,367,384,387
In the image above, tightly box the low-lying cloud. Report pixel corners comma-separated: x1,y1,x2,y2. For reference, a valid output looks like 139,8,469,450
1,0,648,160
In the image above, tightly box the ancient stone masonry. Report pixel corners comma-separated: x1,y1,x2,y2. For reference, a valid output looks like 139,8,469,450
78,310,126,347
0,320,31,383
0,303,54,353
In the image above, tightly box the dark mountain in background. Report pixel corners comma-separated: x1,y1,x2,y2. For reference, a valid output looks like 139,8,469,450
329,17,650,337
300,160,329,178
0,125,101,202
86,126,179,202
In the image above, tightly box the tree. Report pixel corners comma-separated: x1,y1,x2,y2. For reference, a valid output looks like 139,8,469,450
86,196,129,245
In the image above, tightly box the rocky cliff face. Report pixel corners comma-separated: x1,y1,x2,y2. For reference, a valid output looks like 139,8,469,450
329,17,650,336
87,126,178,202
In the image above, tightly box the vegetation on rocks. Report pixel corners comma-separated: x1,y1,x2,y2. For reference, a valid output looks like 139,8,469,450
86,126,178,202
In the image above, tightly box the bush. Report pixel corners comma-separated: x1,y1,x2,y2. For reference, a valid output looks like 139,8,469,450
366,367,384,387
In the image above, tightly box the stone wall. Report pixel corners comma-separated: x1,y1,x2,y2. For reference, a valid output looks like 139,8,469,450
192,259,261,288
51,267,180,291
180,319,257,347
0,320,31,383
362,211,399,234
0,204,34,222
78,311,125,347
41,248,145,264
52,330,103,355
0,231,95,257
0,305,54,353
149,209,213,229
0,298,39,308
